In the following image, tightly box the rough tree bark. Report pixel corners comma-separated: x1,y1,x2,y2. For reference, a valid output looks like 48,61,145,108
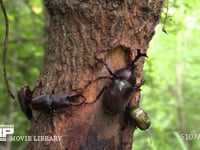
28,0,164,149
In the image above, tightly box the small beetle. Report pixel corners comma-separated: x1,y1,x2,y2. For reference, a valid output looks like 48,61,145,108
17,86,86,120
128,106,151,130
95,49,147,114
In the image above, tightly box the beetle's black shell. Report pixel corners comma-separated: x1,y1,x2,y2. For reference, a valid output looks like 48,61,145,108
102,79,134,114
31,94,52,111
17,86,32,120
102,66,137,114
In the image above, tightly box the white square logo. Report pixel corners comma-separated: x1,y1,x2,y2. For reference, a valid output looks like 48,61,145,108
0,125,14,141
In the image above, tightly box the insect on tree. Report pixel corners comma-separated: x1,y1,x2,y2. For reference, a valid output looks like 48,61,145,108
92,49,150,130
17,86,86,120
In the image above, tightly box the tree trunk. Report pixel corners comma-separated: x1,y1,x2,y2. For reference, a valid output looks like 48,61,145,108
28,0,164,149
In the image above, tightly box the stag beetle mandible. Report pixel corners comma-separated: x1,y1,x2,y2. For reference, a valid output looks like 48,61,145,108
94,49,147,114
17,86,86,120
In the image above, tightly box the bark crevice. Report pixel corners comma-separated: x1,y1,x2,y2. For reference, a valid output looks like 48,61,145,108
28,0,164,149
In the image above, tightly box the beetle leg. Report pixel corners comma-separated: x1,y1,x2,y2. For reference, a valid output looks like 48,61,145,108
86,86,108,104
134,79,145,89
95,76,112,80
133,49,147,64
91,76,113,84
33,112,43,123
95,56,118,78
65,94,86,106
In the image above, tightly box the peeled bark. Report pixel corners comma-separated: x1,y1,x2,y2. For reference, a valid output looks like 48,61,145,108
28,0,164,149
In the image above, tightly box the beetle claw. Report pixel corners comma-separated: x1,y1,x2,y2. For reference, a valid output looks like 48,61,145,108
66,94,86,106
134,79,145,89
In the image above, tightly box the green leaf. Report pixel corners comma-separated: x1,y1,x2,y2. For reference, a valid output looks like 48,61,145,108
173,132,187,150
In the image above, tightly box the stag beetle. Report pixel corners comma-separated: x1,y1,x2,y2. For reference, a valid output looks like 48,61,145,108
95,49,147,114
128,106,151,130
17,86,86,120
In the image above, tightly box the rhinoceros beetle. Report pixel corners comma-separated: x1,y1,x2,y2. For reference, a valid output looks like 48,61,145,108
17,86,86,120
128,106,151,130
95,49,147,114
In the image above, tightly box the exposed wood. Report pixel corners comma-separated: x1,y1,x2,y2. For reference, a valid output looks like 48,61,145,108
28,0,164,149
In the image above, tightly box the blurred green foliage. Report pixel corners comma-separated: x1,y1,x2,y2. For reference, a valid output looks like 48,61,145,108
0,0,44,149
0,0,199,149
133,0,200,150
